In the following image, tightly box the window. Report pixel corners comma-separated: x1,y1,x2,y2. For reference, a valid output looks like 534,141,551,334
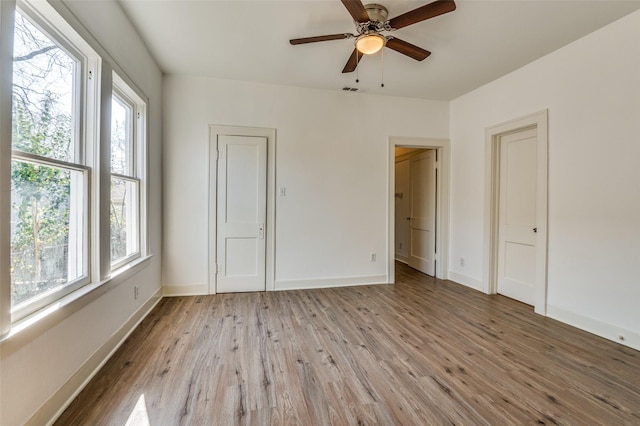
10,9,90,317
110,77,145,269
2,1,149,325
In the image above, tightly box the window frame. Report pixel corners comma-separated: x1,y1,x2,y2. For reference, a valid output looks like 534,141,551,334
109,73,147,272
9,4,97,321
0,0,150,332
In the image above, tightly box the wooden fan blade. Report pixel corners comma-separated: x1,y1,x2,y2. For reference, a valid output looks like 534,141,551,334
386,38,431,61
341,0,370,23
290,34,352,45
388,0,456,30
342,49,364,73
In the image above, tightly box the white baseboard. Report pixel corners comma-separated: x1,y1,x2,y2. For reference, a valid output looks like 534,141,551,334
275,275,388,291
162,283,209,296
163,277,390,295
547,305,640,351
447,271,484,292
27,289,162,426
395,255,408,264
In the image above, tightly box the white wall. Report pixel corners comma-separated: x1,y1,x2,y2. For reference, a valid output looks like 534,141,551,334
0,1,163,425
2,2,637,424
163,77,448,292
449,10,640,349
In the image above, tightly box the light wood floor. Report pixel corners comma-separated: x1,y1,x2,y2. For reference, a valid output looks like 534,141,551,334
56,263,640,425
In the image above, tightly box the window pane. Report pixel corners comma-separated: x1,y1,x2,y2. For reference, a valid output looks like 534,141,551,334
12,12,77,162
111,96,132,175
10,161,84,308
111,178,139,262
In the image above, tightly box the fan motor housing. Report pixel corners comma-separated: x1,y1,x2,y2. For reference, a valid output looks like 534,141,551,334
364,3,389,22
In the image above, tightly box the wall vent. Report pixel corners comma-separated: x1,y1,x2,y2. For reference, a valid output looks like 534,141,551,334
342,87,358,92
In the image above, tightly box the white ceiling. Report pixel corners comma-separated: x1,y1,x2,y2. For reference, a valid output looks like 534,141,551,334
117,0,640,100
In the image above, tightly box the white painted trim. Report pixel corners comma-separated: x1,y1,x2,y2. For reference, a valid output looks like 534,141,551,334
388,137,451,284
447,271,483,292
162,284,208,297
98,63,113,282
547,305,640,352
27,289,162,426
484,110,548,315
1,255,153,348
0,0,16,337
208,125,276,295
275,275,388,291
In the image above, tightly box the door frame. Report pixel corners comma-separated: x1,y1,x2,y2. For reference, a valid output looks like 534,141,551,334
208,125,276,294
388,137,450,282
483,110,548,315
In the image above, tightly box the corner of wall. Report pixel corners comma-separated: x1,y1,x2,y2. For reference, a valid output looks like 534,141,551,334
447,271,484,293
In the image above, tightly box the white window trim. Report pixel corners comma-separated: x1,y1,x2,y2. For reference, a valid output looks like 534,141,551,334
0,0,17,337
8,152,92,320
110,72,147,273
0,0,151,336
9,3,100,322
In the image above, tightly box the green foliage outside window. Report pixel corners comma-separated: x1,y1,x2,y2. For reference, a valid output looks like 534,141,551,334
10,13,77,307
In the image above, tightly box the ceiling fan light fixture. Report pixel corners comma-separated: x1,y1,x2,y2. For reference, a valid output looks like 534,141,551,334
356,34,385,55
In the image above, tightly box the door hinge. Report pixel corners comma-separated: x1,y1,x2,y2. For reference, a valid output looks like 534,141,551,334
215,263,220,274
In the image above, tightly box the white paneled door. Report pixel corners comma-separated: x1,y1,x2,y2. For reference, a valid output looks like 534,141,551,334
216,135,267,293
497,128,537,305
408,150,436,276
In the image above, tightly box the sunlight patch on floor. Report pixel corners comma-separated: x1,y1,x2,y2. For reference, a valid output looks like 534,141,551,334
125,394,150,426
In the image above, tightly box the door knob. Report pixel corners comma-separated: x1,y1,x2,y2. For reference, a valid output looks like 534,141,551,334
406,217,411,220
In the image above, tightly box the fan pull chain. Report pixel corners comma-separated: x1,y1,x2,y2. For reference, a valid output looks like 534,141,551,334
381,47,385,88
356,55,360,83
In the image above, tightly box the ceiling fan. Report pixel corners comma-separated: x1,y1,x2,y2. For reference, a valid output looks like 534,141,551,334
290,0,456,73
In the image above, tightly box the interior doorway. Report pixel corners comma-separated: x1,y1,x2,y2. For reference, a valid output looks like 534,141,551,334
388,137,450,283
208,125,276,294
484,111,548,315
395,148,437,276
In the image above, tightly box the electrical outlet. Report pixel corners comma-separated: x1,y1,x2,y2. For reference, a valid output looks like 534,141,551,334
460,257,465,267
134,286,139,300
370,253,377,262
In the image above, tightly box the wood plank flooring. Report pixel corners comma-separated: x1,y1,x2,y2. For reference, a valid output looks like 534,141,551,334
56,263,640,425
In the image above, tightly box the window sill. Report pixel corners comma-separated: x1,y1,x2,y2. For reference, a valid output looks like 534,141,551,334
0,254,153,350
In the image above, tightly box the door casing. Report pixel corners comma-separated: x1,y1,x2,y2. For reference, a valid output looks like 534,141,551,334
388,137,450,282
484,110,548,315
208,125,276,294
